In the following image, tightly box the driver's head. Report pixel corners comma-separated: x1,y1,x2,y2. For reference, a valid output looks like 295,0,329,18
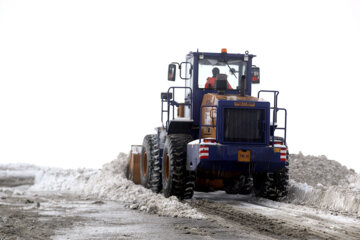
212,67,220,77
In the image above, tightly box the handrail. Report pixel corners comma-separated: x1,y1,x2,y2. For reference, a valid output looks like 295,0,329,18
258,90,287,146
272,108,287,145
161,87,193,130
258,90,279,124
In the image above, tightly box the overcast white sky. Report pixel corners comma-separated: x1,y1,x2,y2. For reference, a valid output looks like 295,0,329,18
1,0,360,172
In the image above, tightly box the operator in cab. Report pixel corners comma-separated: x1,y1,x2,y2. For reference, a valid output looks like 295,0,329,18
205,67,233,89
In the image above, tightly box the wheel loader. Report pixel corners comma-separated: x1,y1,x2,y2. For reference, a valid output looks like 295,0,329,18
127,49,289,200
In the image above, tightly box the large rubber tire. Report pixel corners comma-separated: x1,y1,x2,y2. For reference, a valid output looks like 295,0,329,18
140,134,161,189
253,159,289,200
162,134,195,200
149,137,162,193
238,175,253,194
224,175,253,195
223,178,240,194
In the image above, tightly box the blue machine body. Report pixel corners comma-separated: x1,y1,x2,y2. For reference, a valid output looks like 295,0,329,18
187,144,285,174
160,50,287,179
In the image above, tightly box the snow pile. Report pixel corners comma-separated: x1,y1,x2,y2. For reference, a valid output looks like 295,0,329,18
29,153,204,219
4,152,360,217
288,153,360,215
0,163,40,188
0,163,40,178
30,167,97,192
289,153,354,187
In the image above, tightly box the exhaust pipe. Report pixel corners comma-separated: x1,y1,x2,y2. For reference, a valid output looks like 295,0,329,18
240,75,246,96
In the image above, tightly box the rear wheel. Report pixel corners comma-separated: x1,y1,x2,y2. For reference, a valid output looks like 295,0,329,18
162,134,195,199
238,175,253,194
224,175,253,195
253,159,289,200
223,178,240,194
140,134,161,189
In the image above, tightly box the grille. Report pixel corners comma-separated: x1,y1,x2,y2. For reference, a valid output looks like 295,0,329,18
224,108,265,143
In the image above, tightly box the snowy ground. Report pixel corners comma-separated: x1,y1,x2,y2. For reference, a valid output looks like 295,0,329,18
287,153,360,216
1,153,360,239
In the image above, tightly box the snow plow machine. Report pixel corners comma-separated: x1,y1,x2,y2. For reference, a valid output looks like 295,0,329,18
127,49,288,200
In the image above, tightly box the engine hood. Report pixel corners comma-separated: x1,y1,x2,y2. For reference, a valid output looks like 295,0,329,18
201,93,264,106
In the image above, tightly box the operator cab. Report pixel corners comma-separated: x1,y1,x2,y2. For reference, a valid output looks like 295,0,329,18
164,49,261,133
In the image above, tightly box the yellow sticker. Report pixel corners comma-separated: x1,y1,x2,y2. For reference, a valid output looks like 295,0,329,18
234,102,255,107
238,150,251,162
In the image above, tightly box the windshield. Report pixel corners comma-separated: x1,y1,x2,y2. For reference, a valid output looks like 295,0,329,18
198,58,247,89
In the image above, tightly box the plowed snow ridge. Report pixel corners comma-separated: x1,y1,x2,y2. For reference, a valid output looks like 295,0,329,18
288,153,360,215
28,153,204,219
1,152,360,218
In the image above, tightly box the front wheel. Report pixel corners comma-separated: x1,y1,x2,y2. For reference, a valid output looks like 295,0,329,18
162,134,195,199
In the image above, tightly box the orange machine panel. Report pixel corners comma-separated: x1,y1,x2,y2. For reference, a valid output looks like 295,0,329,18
200,93,262,139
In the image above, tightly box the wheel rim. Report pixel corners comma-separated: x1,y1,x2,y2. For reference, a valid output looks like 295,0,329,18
142,151,147,176
164,153,170,182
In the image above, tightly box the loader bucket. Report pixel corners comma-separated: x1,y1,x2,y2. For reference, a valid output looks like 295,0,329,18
128,145,142,184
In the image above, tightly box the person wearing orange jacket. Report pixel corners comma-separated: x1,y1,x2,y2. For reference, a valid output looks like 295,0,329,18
205,67,233,89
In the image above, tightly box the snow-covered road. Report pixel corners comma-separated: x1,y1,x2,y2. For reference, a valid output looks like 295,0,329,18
1,152,360,239
192,191,360,239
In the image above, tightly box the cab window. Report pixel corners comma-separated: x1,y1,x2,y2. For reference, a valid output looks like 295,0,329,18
198,58,247,89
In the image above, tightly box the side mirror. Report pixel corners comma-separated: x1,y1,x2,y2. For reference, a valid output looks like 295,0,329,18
251,66,260,84
168,64,176,81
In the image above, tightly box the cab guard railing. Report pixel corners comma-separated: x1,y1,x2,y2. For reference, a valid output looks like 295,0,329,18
258,90,287,146
161,87,193,130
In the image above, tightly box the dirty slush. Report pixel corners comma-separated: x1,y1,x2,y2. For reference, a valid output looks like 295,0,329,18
1,153,360,239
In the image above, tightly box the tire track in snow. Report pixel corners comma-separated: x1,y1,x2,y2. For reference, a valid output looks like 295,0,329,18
191,192,360,240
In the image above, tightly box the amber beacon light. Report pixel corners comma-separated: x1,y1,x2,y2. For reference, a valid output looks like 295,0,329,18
221,48,227,53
